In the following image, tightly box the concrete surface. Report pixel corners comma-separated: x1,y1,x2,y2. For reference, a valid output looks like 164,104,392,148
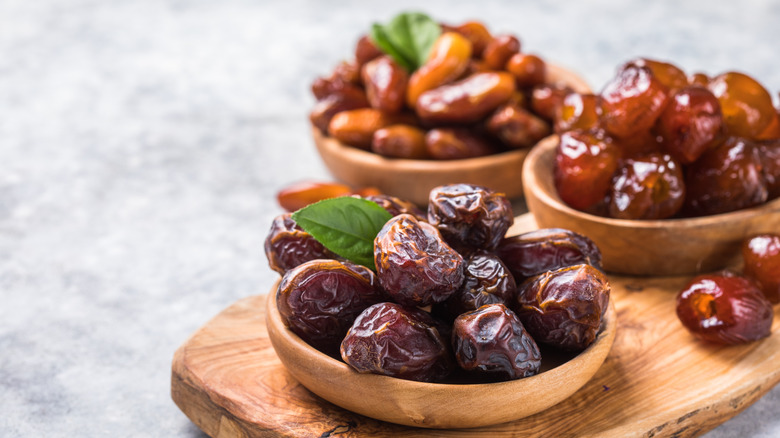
1,0,778,436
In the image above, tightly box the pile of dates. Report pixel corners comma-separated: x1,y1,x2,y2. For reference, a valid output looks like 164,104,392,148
266,183,611,383
552,58,780,219
311,20,571,160
676,233,779,345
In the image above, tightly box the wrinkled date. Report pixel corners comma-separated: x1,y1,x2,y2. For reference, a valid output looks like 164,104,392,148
676,271,773,344
515,264,610,351
264,213,336,274
433,251,517,322
374,214,465,307
341,302,453,382
428,183,514,252
452,303,541,380
365,194,427,221
277,260,385,352
496,228,602,281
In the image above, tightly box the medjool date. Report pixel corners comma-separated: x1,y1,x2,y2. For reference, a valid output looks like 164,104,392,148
452,303,541,380
433,251,517,322
374,214,465,307
341,302,453,382
428,183,514,252
276,260,385,352
496,228,601,281
676,271,773,344
264,213,336,274
515,264,610,351
365,194,426,221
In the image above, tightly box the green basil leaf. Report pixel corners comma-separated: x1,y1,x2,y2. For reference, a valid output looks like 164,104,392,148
370,24,415,71
291,197,392,270
369,12,441,71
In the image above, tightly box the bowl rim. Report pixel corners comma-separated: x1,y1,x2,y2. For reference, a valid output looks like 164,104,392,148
523,134,780,230
266,284,617,391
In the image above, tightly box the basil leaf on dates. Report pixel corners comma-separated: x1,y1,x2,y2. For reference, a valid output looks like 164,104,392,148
291,197,392,270
370,12,441,71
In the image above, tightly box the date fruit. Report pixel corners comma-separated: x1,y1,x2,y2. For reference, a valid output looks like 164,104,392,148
515,264,610,351
684,137,767,216
433,251,517,322
676,271,773,344
277,259,385,352
264,213,336,274
365,194,427,221
416,72,515,124
496,228,602,281
608,153,686,220
341,302,453,382
428,183,514,252
742,234,780,303
452,303,541,380
374,214,465,307
554,130,621,212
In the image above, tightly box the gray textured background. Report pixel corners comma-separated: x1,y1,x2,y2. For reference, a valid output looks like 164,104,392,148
1,0,779,436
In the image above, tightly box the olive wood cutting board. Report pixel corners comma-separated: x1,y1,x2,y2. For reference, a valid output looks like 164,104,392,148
171,214,780,437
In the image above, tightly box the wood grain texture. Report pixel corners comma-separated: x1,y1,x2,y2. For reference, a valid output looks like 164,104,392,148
312,63,591,206
522,136,780,276
172,214,780,437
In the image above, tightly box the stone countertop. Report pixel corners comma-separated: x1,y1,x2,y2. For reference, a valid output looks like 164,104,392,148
1,0,778,436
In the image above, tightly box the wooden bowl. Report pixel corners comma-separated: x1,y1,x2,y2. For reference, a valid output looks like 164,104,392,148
313,64,591,206
522,135,780,276
265,289,617,429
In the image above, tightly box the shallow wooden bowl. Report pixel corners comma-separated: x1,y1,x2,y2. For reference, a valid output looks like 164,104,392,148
313,63,591,206
523,135,780,276
265,289,617,429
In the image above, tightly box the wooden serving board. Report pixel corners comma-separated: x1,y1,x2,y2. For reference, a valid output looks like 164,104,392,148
171,215,780,437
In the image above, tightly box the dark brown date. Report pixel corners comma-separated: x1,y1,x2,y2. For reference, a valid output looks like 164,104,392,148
452,303,541,380
371,124,428,159
758,140,780,199
309,87,370,133
428,183,514,252
742,234,780,304
514,264,610,351
355,35,382,67
416,72,516,124
361,55,408,114
482,35,520,70
505,53,546,88
676,271,773,345
277,259,384,352
684,136,768,216
600,62,669,138
374,214,465,307
425,128,497,160
531,83,575,122
432,251,517,322
365,194,427,221
264,213,336,274
486,103,551,149
496,228,602,281
554,130,621,211
608,153,686,220
656,86,723,164
340,302,453,382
